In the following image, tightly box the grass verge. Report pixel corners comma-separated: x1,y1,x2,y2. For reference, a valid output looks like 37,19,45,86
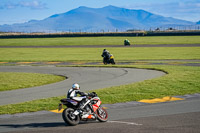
0,72,66,91
0,65,199,115
0,47,200,62
96,65,200,103
0,36,200,46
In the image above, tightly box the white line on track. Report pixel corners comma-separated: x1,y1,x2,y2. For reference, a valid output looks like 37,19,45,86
108,120,143,126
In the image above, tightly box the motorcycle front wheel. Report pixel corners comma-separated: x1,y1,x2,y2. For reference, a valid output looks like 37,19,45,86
62,108,80,126
110,59,115,64
96,106,108,122
103,58,107,65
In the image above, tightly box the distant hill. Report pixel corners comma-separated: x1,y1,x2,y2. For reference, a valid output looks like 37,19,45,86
0,5,195,33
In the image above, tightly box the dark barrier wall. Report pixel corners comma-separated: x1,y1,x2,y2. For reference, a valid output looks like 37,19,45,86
0,31,200,39
0,32,145,38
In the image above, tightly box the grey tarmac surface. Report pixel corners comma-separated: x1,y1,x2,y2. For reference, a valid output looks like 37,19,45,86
0,66,165,105
2,112,199,133
1,59,200,66
0,96,200,133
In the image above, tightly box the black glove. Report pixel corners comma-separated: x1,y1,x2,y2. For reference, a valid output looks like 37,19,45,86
78,91,88,96
89,92,97,97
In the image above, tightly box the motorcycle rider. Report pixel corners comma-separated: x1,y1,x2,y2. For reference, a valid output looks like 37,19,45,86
124,39,130,46
67,83,91,111
67,83,96,119
101,49,110,62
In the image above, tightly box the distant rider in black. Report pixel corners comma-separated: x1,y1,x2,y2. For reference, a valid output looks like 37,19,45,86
101,49,110,62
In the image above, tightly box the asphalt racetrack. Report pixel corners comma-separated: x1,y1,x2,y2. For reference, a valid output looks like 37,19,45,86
0,66,165,105
0,66,200,132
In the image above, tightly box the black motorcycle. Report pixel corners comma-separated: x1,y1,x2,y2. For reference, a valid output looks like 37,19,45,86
124,39,130,46
102,54,115,65
58,92,108,126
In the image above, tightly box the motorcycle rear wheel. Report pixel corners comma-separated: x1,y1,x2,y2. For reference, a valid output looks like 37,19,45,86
96,106,108,122
62,108,80,126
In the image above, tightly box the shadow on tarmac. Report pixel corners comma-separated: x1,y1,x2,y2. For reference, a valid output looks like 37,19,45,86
0,122,66,128
0,120,99,129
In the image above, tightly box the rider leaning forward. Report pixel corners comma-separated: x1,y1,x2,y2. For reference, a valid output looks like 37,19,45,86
101,49,110,60
67,83,95,111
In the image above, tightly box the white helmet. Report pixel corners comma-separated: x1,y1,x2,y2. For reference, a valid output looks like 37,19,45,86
72,83,80,90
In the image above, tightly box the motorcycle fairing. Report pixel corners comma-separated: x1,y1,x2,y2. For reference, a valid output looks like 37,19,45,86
109,54,114,59
66,99,78,106
92,100,101,112
73,96,85,101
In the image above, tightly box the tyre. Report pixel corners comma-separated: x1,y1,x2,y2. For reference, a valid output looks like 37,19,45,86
96,106,108,122
62,108,80,126
111,59,115,65
103,58,107,65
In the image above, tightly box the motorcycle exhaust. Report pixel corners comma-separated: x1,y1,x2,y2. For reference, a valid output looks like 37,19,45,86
82,114,96,119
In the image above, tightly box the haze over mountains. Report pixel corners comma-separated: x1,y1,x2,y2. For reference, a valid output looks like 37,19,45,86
0,5,197,33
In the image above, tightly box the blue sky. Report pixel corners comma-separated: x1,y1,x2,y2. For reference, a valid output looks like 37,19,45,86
0,0,200,25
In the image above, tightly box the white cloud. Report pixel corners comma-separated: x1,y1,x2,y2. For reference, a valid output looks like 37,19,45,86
0,0,47,10
19,0,47,9
125,0,200,22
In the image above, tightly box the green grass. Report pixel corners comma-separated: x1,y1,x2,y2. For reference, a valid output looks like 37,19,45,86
0,36,200,114
0,36,200,46
95,65,200,103
0,47,200,62
0,96,64,114
0,65,199,114
0,72,66,91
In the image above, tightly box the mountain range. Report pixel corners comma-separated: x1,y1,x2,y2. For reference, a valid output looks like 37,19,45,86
0,5,197,33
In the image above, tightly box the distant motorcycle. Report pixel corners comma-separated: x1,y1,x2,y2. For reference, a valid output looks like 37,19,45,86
124,39,130,46
58,92,108,126
103,54,115,65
